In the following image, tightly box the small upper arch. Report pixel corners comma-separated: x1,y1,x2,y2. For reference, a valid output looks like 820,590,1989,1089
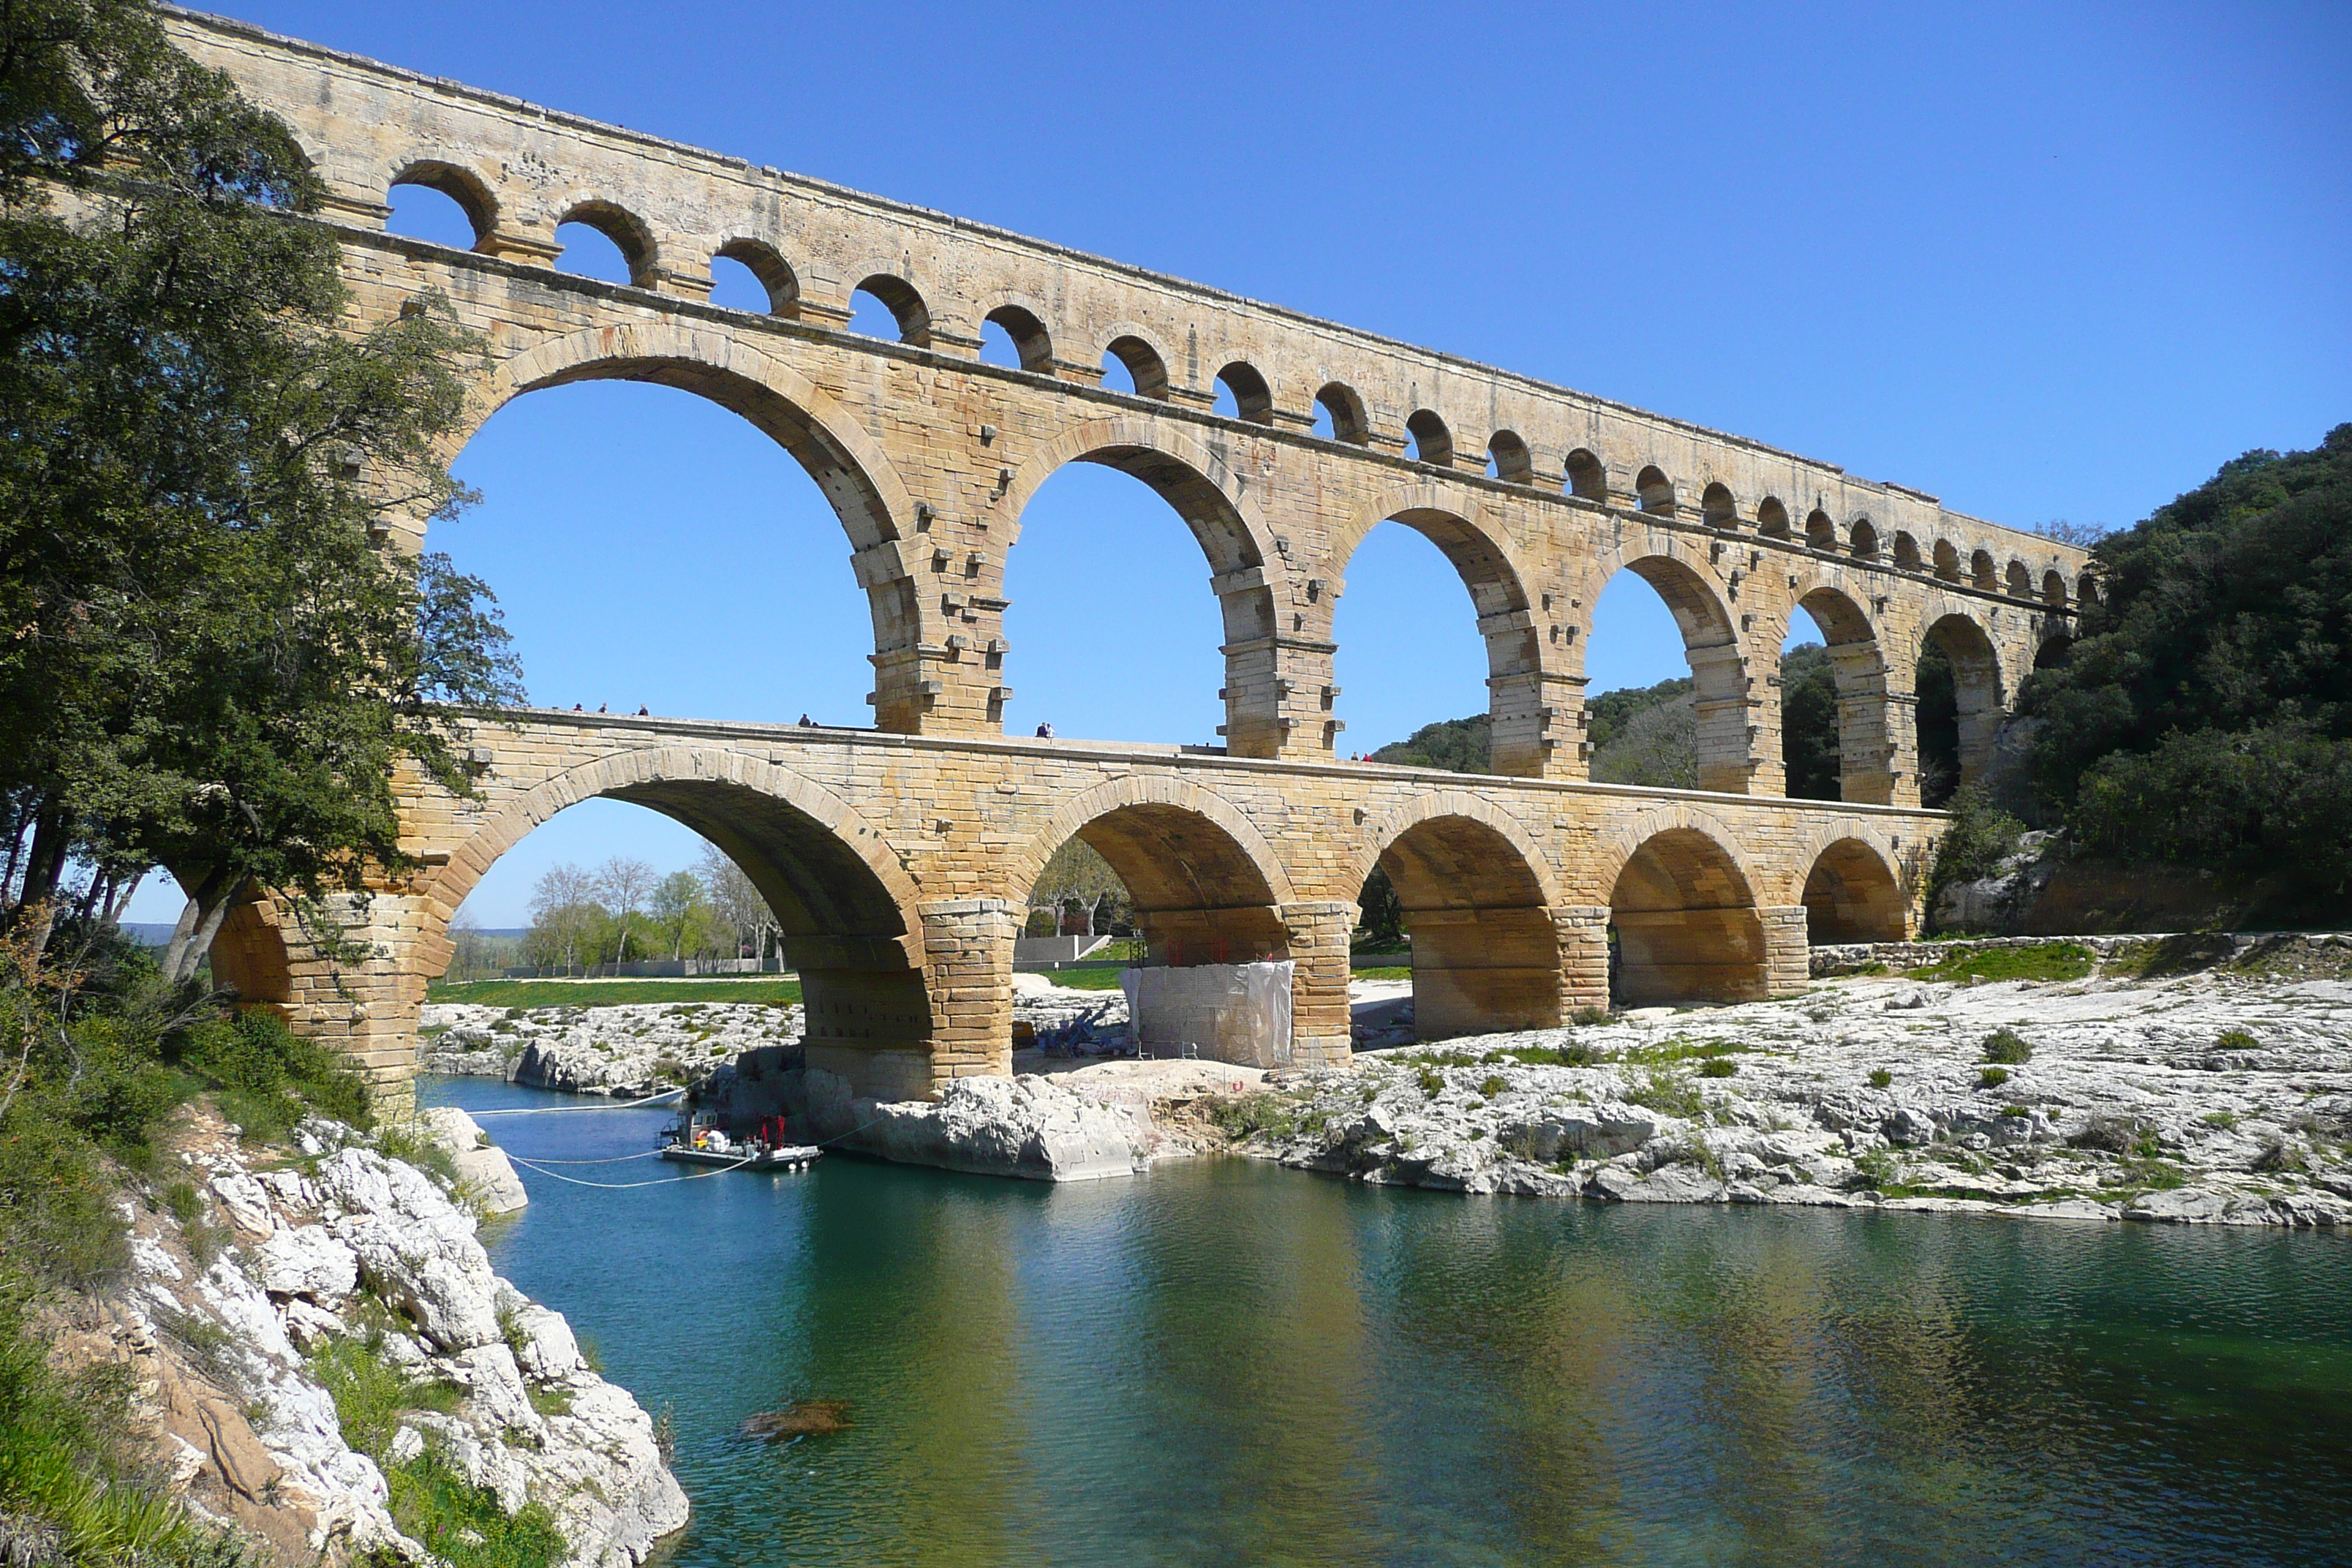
712,238,800,316
2005,559,2033,598
1099,331,1170,400
1487,429,1534,484
1407,409,1455,467
1700,482,1738,528
982,303,1055,373
1314,382,1371,444
1215,361,1275,424
1893,532,1924,571
1932,539,1961,581
850,272,932,347
2041,569,2068,607
388,158,497,247
1805,508,1836,550
1756,497,1792,539
1635,464,1676,516
555,199,658,286
2078,572,2101,606
1971,549,1999,590
1342,790,1564,911
1850,519,1880,559
1564,448,1608,501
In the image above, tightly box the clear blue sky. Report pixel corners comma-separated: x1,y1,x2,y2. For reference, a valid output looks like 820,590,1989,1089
131,1,2351,929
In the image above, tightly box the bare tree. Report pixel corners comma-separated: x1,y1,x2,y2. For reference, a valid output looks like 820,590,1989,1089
597,856,657,965
2031,518,2109,549
529,862,600,971
696,843,776,965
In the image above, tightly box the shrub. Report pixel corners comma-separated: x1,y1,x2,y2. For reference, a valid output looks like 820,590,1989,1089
2253,1136,2308,1175
1623,1066,1702,1120
1981,1029,2033,1065
1207,1093,1298,1141
2201,1110,2239,1131
174,1008,372,1140
1478,1074,1508,1099
1866,1068,1893,1090
1977,1067,2010,1090
2068,1115,2144,1153
1568,1006,1614,1027
2118,1157,2189,1190
2001,1105,2030,1119
2215,1029,2259,1051
1502,1041,1605,1068
1417,1067,1446,1098
1923,785,2024,924
1698,1058,1737,1079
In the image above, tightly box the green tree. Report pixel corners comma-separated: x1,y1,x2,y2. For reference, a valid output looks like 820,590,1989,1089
1371,715,1491,772
1779,643,1841,800
1584,676,1694,752
648,870,715,961
2021,424,2352,880
0,0,520,979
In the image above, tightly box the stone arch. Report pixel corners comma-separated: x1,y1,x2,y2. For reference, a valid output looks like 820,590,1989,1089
1757,497,1792,539
1796,833,1908,943
1700,482,1738,528
1352,794,1562,1039
1971,549,1999,591
1592,551,1753,792
2034,631,2074,669
1314,382,1371,444
387,158,497,247
1008,774,1295,970
1893,532,1924,571
2078,572,2100,607
2005,559,2033,598
1096,328,1171,400
1333,486,1555,776
554,199,658,286
997,416,1293,754
982,301,1055,373
1215,361,1275,424
1635,464,1677,516
1784,581,1895,804
1851,519,1880,559
207,889,295,1015
467,322,932,728
1564,448,1608,500
2041,569,2068,607
712,238,800,316
1919,612,2005,801
1932,539,1961,581
426,744,933,1097
1805,508,1836,549
1488,429,1534,484
849,271,932,347
1407,409,1455,467
1599,814,1771,1006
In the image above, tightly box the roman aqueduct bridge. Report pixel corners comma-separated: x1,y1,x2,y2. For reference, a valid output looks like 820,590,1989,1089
170,10,2090,1107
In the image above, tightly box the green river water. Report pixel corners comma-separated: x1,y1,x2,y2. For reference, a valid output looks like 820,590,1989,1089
420,1076,2352,1568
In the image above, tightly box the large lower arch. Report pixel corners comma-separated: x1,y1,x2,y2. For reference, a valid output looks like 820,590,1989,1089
1597,552,1755,793
426,745,937,1100
1349,793,1562,1038
1333,486,1564,777
1602,820,1770,1006
1786,582,1896,804
1009,774,1295,968
456,322,938,732
996,418,1295,757
1797,835,1908,943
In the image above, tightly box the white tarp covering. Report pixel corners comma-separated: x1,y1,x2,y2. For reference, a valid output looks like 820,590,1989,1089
1120,961,1295,1068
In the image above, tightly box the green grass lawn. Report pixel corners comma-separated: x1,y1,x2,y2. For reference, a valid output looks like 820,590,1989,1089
1351,965,1411,981
1904,943,2095,984
426,978,804,1008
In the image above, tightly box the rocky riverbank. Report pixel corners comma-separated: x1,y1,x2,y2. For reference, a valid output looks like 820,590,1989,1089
1215,948,2352,1228
43,1104,686,1567
421,1000,803,1096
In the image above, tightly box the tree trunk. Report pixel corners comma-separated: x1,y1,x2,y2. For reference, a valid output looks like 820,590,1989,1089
18,806,71,960
104,868,146,927
160,868,246,987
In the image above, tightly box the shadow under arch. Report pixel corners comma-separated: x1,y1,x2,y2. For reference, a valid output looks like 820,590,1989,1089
1605,823,1769,1006
461,323,935,731
1920,612,2004,801
1008,774,1295,973
1349,793,1561,1038
426,744,935,1099
1798,834,1907,943
1331,486,1555,775
1594,551,1753,793
1784,579,1895,804
996,416,1294,755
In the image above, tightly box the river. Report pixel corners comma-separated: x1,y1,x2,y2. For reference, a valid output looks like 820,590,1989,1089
420,1075,2352,1567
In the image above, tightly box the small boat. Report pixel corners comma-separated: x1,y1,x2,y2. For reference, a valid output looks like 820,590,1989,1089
659,1110,822,1173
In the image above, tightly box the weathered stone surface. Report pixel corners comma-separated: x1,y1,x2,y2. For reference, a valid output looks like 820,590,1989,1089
812,1069,1142,1182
